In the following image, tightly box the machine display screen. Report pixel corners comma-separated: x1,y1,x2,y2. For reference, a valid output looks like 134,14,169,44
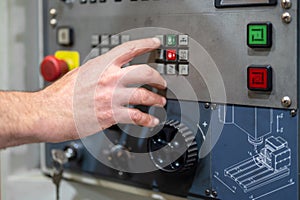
215,0,277,8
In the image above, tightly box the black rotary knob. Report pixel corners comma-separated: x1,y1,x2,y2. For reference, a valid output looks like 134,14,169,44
108,144,131,170
148,120,198,173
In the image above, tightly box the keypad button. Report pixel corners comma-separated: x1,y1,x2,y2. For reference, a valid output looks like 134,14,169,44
178,35,189,46
110,35,120,46
247,65,272,91
90,48,100,59
155,49,165,61
179,64,189,76
166,35,177,46
178,49,189,61
100,47,110,55
247,22,272,48
156,63,165,74
166,49,177,61
91,35,100,47
121,35,130,43
155,35,165,46
57,27,73,46
166,64,176,75
100,35,110,46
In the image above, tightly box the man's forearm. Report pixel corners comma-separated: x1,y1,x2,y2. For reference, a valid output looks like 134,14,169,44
0,83,77,149
0,91,45,148
0,38,166,149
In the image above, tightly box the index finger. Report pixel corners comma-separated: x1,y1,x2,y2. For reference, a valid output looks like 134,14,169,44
105,38,161,67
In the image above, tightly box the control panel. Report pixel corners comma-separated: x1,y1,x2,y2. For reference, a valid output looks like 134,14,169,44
41,0,299,200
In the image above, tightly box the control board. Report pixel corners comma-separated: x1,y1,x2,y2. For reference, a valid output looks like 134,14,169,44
41,0,299,199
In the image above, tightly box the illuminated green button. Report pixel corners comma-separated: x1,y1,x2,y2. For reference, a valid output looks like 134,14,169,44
166,35,177,46
247,22,272,48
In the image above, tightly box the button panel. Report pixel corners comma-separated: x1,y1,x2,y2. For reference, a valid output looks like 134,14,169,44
90,34,131,66
155,34,190,76
90,34,130,52
89,34,189,76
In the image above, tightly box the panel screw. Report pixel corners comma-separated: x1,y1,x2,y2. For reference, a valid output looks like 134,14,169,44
282,12,292,24
118,171,124,176
290,109,297,117
204,103,210,109
212,190,218,197
205,189,211,196
281,96,292,107
49,18,57,27
49,8,57,17
281,0,292,9
211,104,218,110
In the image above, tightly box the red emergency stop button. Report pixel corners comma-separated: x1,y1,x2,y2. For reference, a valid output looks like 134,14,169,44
247,65,272,91
40,56,69,82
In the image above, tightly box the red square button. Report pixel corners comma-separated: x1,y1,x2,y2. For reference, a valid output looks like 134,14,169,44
166,49,177,61
247,66,272,91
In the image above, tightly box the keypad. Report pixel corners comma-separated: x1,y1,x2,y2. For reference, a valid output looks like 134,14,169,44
90,34,189,76
155,34,190,76
90,34,131,66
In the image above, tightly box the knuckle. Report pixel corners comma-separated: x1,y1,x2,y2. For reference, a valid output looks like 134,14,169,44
98,109,114,122
130,110,143,123
110,71,122,81
98,75,109,85
136,88,148,105
95,90,111,102
99,71,121,86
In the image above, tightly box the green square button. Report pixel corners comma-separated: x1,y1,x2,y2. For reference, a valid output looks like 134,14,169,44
247,23,272,48
166,35,177,46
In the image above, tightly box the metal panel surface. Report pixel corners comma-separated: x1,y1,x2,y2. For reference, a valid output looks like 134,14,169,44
41,1,300,200
44,0,298,109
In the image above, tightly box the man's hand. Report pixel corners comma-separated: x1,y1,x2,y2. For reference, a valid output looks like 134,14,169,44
0,38,166,148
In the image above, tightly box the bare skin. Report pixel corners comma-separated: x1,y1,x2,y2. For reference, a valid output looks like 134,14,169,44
0,38,166,148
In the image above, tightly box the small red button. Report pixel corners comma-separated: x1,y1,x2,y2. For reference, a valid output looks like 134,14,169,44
40,56,69,82
166,49,177,61
247,66,272,91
